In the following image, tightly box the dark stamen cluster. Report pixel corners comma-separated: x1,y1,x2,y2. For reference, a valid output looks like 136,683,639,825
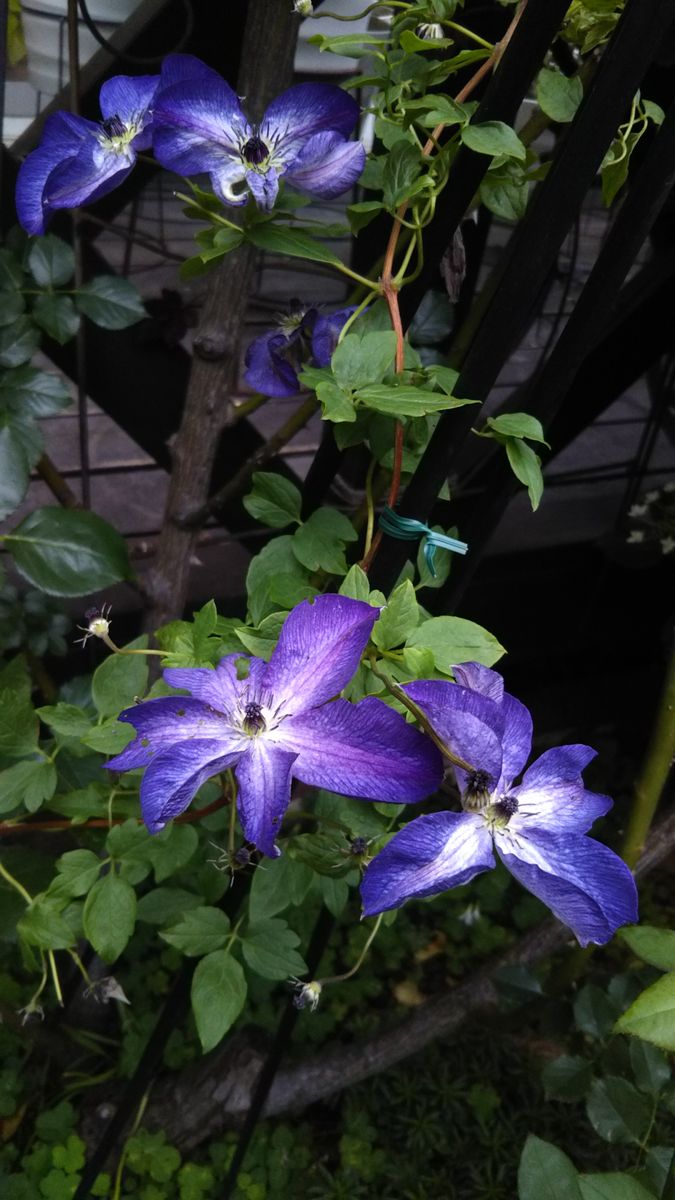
464,769,492,799
350,836,368,856
496,794,519,817
243,701,265,734
101,114,126,138
233,847,251,866
242,134,268,164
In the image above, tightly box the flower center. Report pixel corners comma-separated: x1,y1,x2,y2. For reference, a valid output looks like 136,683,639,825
242,134,269,166
463,769,492,810
486,795,519,830
101,114,126,138
243,701,266,735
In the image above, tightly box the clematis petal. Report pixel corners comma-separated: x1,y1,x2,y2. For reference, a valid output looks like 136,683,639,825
15,111,94,234
43,142,135,213
140,739,241,832
262,83,358,151
152,124,237,178
262,594,379,718
403,679,503,792
511,744,611,833
311,307,356,367
99,74,159,128
453,662,504,703
159,52,223,89
271,696,443,803
284,132,365,199
234,740,298,858
246,167,279,210
163,654,266,714
496,829,638,946
361,811,495,916
152,77,248,160
244,330,301,397
106,696,244,773
499,693,533,787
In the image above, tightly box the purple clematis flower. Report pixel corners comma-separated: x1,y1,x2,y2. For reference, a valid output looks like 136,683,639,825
361,662,638,946
152,53,366,210
106,594,443,856
16,74,161,235
244,305,354,397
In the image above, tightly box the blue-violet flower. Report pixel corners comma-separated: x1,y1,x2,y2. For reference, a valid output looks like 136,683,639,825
106,594,443,856
152,53,365,209
244,305,354,397
361,662,638,946
16,74,161,235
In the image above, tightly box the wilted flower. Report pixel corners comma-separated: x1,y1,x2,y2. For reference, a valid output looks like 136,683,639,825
16,75,160,234
75,603,112,648
244,305,355,397
361,662,638,946
152,53,365,209
106,595,442,856
416,22,445,40
291,978,322,1010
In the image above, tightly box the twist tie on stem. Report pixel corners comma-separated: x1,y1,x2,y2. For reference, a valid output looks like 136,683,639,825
379,506,468,577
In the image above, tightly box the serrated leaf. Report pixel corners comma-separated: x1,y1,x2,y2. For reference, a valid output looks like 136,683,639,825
32,294,80,344
50,850,101,898
241,918,307,981
37,702,91,739
615,973,675,1051
585,1076,650,1144
146,824,198,883
4,507,130,596
243,472,302,529
75,276,146,329
83,871,136,962
161,906,230,956
0,316,40,368
91,637,149,718
406,616,505,670
517,1134,581,1200
136,886,202,925
372,580,419,649
191,949,246,1052
0,758,56,814
316,379,357,423
28,235,74,287
292,507,357,574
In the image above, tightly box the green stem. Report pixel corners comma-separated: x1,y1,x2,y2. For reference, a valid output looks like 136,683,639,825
0,859,33,904
622,641,675,869
338,290,379,341
174,191,243,232
101,634,164,658
311,1,406,17
444,20,494,50
319,913,384,985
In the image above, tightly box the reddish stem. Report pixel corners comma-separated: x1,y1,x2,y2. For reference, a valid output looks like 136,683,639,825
0,792,230,838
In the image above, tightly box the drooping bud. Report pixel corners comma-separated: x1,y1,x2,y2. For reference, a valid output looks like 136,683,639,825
292,979,322,1011
76,603,112,647
293,0,314,14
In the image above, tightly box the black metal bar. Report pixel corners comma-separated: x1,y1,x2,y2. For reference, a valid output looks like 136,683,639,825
370,0,675,593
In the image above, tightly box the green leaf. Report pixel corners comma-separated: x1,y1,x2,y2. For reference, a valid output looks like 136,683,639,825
27,236,75,287
629,1038,670,1095
536,69,583,123
372,580,419,649
574,984,619,1039
480,172,529,222
347,200,383,234
332,331,398,391
402,645,436,677
0,247,25,291
486,412,548,444
0,758,56,814
292,508,357,574
191,949,247,1052
615,973,675,1051
517,1135,581,1200
146,824,198,883
0,316,41,368
645,1147,674,1199
318,379,358,424
247,223,342,266
619,925,675,971
161,906,230,956
643,99,665,125
578,1174,655,1200
315,789,387,838
249,854,313,921
246,535,310,625
82,718,134,755
382,141,423,209
0,366,70,416
287,830,354,878
406,616,505,670
0,419,38,520
235,611,286,660
505,438,544,510
32,294,80,344
413,94,470,126
92,636,149,718
318,873,351,917
36,703,91,740
339,563,370,601
541,1055,593,1103
83,871,136,962
585,1076,650,1144
243,472,302,529
75,276,146,329
462,121,526,161
136,886,202,925
0,290,25,326
49,850,101,899
0,655,37,757
18,895,75,951
241,918,307,981
357,383,462,417
5,507,130,596
268,573,318,610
